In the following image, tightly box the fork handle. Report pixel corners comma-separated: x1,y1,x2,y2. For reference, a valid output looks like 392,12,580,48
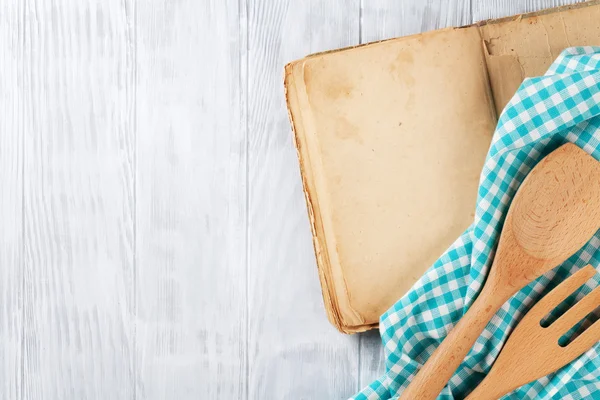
399,283,508,400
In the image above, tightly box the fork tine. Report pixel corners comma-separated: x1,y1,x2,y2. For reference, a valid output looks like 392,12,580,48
551,285,600,334
531,265,596,321
563,317,600,359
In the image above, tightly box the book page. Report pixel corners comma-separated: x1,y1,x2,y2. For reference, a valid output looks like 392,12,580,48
286,27,496,331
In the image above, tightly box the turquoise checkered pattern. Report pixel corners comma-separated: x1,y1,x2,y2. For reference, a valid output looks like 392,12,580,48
353,47,600,400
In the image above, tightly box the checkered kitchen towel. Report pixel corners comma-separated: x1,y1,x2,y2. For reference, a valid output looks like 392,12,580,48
354,47,600,400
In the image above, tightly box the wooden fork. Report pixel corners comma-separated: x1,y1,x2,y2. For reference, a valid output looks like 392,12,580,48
466,265,600,400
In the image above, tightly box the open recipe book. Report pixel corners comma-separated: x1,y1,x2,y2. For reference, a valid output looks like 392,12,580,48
284,1,600,333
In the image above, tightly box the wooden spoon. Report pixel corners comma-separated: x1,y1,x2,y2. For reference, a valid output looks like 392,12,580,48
466,265,600,400
400,143,600,400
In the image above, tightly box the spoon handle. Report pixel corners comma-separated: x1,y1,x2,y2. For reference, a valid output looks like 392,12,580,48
399,284,506,400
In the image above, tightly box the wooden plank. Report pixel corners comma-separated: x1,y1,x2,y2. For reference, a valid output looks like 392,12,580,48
473,0,586,22
360,0,472,43
0,1,24,399
21,0,135,398
247,1,360,398
358,331,385,390
134,0,247,398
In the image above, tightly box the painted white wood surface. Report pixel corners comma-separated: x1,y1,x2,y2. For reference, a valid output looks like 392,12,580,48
136,0,246,398
361,0,472,43
473,0,587,21
0,0,580,399
22,1,135,399
1,2,23,399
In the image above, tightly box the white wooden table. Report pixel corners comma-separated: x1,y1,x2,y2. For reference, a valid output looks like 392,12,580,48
0,0,584,399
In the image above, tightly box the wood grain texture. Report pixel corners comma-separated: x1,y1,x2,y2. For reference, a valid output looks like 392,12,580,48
247,1,360,398
358,331,385,390
473,0,586,22
360,0,472,43
135,0,247,398
22,0,135,399
0,2,23,399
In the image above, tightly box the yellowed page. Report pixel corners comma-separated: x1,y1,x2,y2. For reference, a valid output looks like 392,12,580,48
285,27,495,332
